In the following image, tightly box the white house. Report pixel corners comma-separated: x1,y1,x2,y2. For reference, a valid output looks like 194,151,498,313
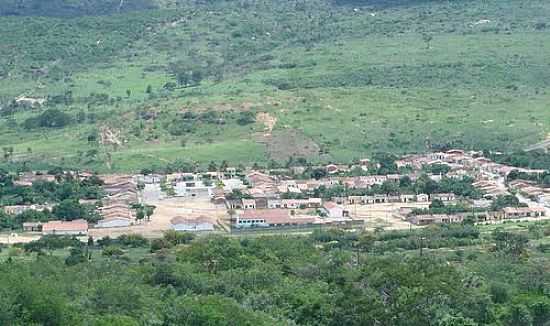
431,193,456,202
322,202,348,219
416,194,429,202
170,216,215,232
267,199,282,209
96,217,132,228
174,181,213,198
242,199,257,210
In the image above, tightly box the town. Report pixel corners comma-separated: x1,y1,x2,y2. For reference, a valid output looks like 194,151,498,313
1,149,548,243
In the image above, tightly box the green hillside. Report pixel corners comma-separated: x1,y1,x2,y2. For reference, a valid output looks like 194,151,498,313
0,0,549,172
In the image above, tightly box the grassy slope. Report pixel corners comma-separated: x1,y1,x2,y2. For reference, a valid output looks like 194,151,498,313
0,0,549,172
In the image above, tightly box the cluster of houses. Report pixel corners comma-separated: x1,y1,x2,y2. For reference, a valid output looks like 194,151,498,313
407,206,547,226
3,149,549,235
96,175,139,228
509,180,550,207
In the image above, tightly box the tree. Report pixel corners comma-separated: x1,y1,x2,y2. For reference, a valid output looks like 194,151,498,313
126,89,131,98
438,314,478,326
65,247,86,266
52,199,85,220
430,199,445,209
400,176,412,188
23,109,71,129
501,304,533,326
145,205,155,221
163,82,176,91
491,195,521,211
493,229,529,257
311,168,328,180
136,209,145,224
145,85,152,94
208,161,218,172
163,230,195,246
237,111,255,125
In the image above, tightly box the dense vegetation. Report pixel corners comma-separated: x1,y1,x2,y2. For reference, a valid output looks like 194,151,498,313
0,0,548,172
1,223,550,325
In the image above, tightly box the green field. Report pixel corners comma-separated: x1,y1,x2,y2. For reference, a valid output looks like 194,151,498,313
0,0,549,172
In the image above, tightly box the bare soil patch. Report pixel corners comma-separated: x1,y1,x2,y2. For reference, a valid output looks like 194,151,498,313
259,129,321,162
256,112,277,135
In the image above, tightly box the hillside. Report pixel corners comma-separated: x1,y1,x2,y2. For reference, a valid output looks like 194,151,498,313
0,0,549,172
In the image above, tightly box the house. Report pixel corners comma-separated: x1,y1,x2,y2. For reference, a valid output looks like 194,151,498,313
400,194,416,203
221,178,246,192
446,149,465,156
387,195,401,203
136,174,163,184
174,181,212,198
416,194,429,202
430,193,456,202
254,197,269,209
322,202,348,218
470,199,493,209
246,171,276,187
282,199,307,209
225,199,243,209
170,216,215,232
307,198,322,208
347,196,364,205
408,214,464,226
537,194,550,207
14,172,56,186
242,199,257,210
104,190,138,205
98,204,134,225
235,209,315,228
502,207,546,219
22,222,42,232
211,187,226,205
325,164,340,174
103,181,137,196
3,204,50,215
96,217,132,228
373,194,388,203
42,219,88,235
359,158,371,167
267,198,282,209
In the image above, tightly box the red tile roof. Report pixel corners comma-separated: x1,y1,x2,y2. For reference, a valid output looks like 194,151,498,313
42,219,88,232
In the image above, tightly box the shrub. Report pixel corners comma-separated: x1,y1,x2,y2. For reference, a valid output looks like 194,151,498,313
23,109,72,129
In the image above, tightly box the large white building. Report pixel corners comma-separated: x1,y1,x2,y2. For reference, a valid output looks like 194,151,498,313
170,216,215,232
96,217,132,228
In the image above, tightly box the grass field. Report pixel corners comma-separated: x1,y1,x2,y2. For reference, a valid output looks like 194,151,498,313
0,0,549,172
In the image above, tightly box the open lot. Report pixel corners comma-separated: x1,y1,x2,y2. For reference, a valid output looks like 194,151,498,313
90,197,228,238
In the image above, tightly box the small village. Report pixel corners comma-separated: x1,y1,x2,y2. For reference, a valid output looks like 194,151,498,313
1,149,549,243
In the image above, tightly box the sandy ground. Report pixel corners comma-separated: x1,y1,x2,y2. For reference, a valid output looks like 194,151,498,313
345,202,430,231
90,197,229,238
0,233,42,244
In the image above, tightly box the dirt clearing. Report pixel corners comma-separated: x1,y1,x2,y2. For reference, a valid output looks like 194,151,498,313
259,129,321,162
